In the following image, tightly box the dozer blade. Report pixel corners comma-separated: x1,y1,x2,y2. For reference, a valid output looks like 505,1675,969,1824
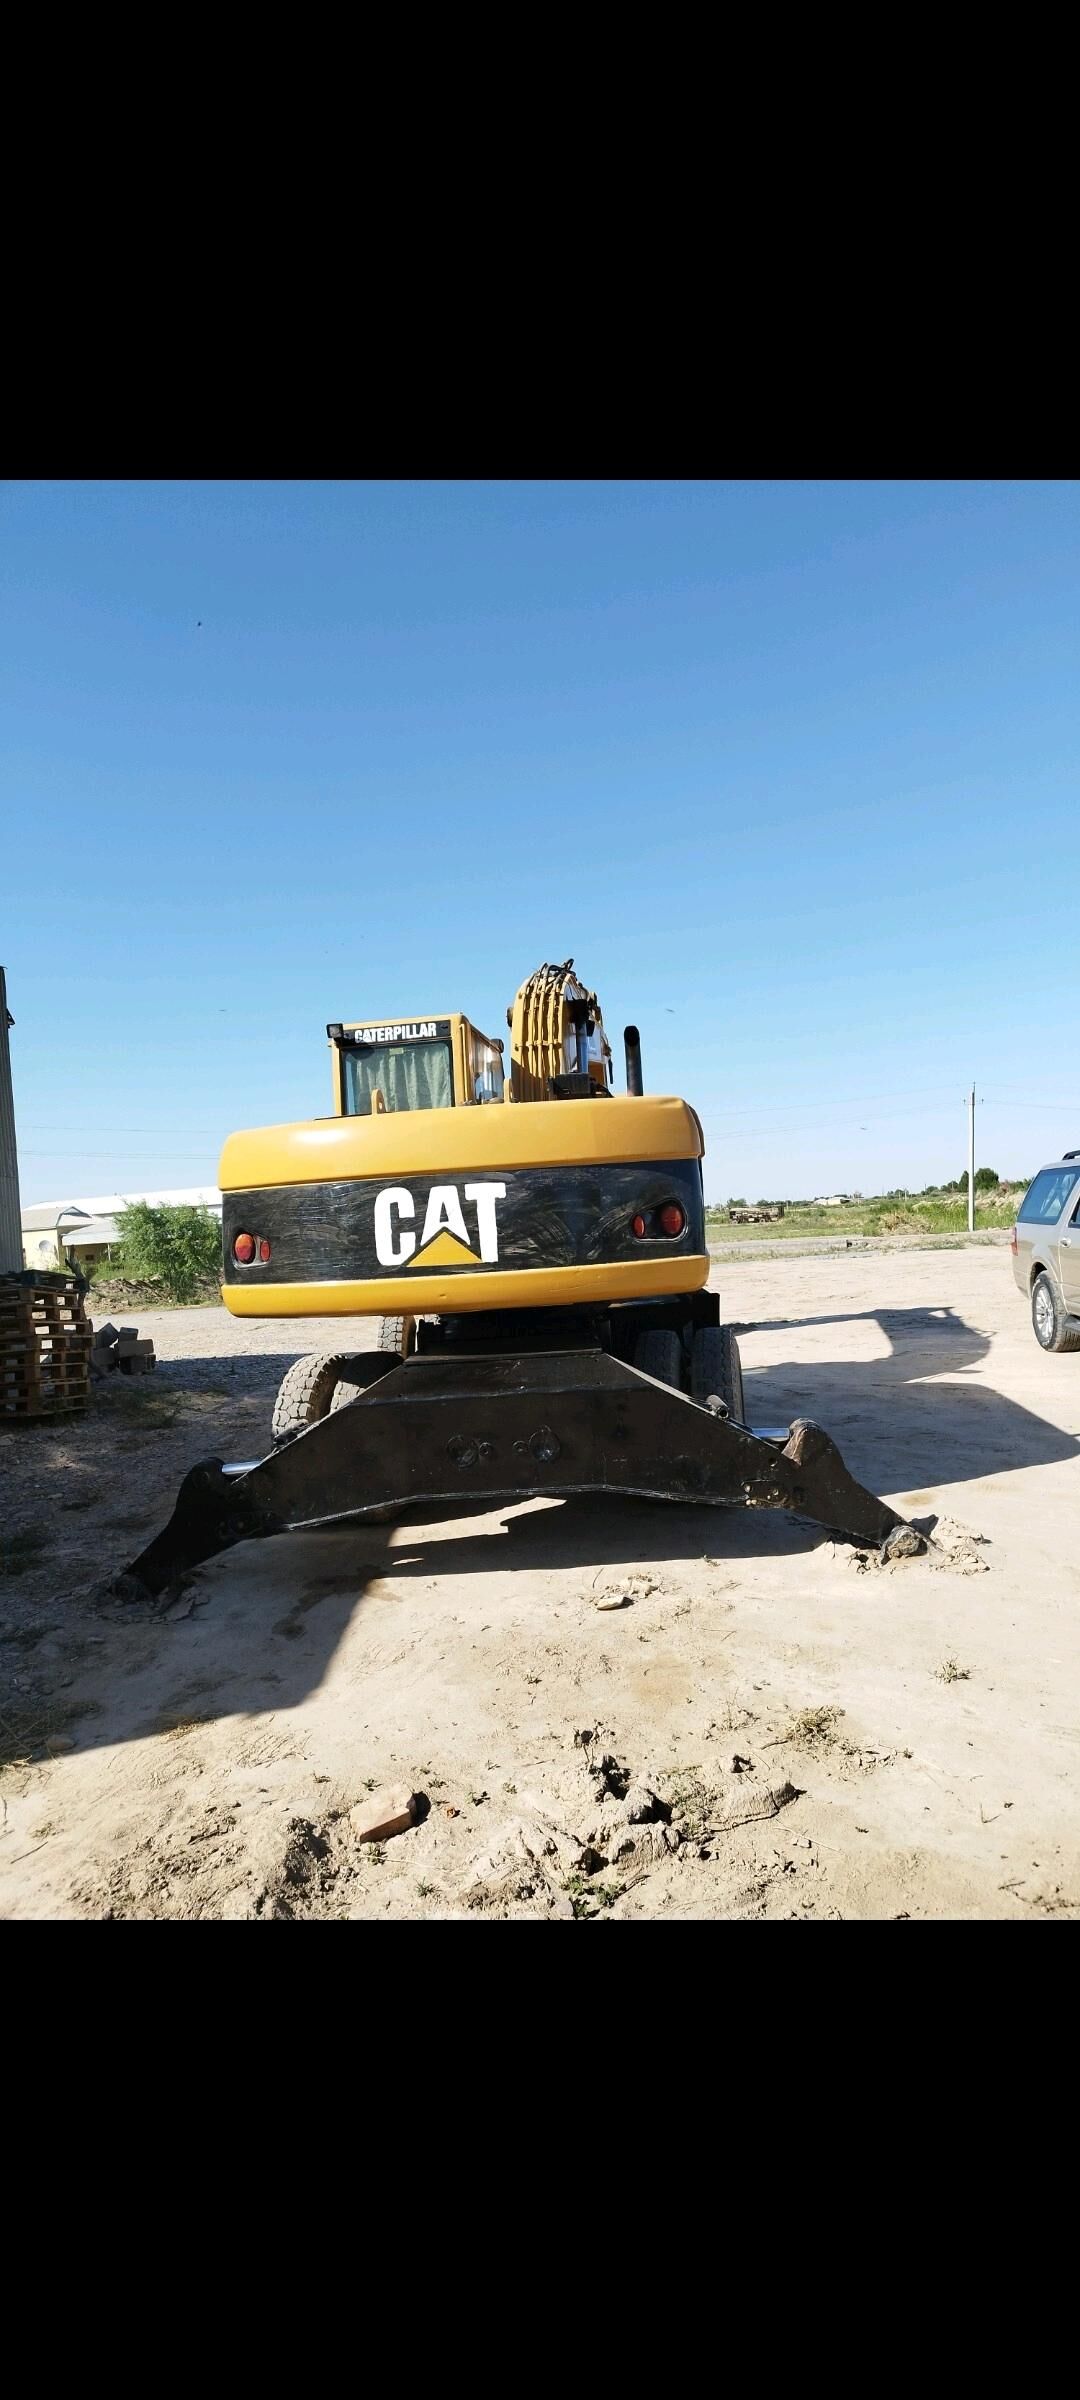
115,1347,923,1601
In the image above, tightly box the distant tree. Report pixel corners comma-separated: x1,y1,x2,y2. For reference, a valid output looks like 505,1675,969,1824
115,1202,221,1302
728,1197,746,1209
974,1165,999,1193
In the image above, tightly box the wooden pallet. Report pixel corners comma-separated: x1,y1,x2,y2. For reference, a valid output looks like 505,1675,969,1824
0,1274,92,1419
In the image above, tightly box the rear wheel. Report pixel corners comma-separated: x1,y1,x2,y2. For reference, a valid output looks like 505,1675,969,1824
368,1314,412,1357
1031,1272,1080,1353
329,1316,412,1411
271,1328,408,1446
272,1352,363,1445
632,1328,686,1390
690,1324,745,1421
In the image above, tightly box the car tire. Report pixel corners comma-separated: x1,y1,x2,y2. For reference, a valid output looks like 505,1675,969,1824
1031,1271,1080,1353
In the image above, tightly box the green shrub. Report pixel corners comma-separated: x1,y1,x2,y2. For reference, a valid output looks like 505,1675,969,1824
114,1202,221,1303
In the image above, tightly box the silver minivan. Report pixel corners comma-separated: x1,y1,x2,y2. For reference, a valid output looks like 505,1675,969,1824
1011,1155,1080,1351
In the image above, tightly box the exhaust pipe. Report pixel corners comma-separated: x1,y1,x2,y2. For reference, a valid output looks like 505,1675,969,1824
624,1025,644,1095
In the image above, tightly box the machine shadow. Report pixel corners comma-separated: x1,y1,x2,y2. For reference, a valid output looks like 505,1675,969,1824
63,1521,397,1760
59,1304,1075,1756
734,1305,1078,1490
62,1494,817,1762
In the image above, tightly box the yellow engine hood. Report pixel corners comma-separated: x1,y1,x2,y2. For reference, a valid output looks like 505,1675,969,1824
220,1094,703,1191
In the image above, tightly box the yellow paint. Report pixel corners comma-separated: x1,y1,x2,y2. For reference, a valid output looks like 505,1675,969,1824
220,1094,702,1191
507,962,612,1102
407,1229,480,1269
222,1252,711,1319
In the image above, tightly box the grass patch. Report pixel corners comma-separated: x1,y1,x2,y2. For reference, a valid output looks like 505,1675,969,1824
786,1704,844,1747
936,1657,971,1685
666,1766,711,1842
706,1187,1022,1246
563,1872,623,1920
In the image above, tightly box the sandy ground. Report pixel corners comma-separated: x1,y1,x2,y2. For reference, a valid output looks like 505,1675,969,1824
1,1246,1078,1921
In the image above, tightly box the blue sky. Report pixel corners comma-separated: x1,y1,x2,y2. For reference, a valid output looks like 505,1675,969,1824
2,479,1077,1204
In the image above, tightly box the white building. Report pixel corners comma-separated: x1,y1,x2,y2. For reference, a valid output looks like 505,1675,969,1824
21,1186,221,1272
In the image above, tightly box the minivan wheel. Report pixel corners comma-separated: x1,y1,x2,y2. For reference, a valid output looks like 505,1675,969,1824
1031,1272,1080,1353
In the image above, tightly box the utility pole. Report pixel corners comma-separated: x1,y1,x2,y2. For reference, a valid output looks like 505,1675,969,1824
968,1083,976,1235
0,967,22,1275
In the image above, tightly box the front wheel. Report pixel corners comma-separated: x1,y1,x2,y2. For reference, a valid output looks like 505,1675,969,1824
1031,1272,1080,1353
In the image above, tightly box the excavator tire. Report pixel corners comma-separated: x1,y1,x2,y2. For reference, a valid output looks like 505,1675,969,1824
270,1350,401,1524
633,1327,686,1390
690,1324,745,1422
271,1345,401,1447
328,1316,413,1411
373,1315,412,1355
272,1353,363,1445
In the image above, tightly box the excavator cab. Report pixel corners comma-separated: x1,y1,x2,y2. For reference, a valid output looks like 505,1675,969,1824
327,1015,505,1115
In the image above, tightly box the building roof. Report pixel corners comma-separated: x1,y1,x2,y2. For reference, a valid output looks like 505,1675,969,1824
62,1216,121,1248
20,1203,93,1232
25,1185,222,1218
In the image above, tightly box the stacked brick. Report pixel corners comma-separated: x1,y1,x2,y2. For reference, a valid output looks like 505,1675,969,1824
91,1322,157,1377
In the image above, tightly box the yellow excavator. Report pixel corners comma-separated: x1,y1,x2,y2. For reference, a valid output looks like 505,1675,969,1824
119,962,923,1597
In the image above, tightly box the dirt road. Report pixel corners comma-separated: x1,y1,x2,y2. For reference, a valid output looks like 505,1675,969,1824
2,1247,1078,1919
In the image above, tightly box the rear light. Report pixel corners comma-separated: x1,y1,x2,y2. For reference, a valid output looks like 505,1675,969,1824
259,1238,272,1263
1010,1227,1018,1255
233,1232,256,1264
631,1213,647,1239
659,1203,686,1238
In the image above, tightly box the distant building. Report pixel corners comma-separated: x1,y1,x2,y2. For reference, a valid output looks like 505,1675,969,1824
21,1203,97,1272
21,1186,221,1272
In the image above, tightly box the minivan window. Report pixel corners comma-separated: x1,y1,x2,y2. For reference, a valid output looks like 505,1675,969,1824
1018,1167,1080,1225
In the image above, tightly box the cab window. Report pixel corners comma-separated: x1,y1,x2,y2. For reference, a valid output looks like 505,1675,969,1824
1018,1167,1080,1225
343,1040,452,1115
472,1038,504,1104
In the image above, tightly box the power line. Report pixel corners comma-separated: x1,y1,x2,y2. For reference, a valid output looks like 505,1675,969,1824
19,1122,224,1137
979,1097,1080,1112
21,1149,216,1163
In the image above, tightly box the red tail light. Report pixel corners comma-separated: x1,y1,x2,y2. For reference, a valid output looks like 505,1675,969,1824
659,1203,686,1238
259,1238,272,1262
233,1232,256,1264
1010,1227,1018,1255
631,1213,647,1239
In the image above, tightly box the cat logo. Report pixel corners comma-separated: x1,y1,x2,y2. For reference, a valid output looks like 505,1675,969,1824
373,1182,506,1270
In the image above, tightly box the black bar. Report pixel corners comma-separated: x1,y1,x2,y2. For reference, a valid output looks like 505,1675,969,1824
624,1025,644,1095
